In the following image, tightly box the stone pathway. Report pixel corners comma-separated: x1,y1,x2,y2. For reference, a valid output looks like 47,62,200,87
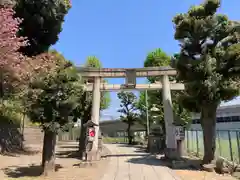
101,144,181,180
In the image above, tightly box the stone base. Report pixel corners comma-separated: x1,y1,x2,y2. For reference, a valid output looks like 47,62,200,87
171,159,188,169
79,161,97,168
84,150,101,161
147,135,165,154
202,163,215,172
164,148,181,160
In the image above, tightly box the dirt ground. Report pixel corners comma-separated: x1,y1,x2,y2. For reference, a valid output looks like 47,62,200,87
0,141,110,180
174,170,237,180
1,142,238,180
154,154,237,180
170,157,237,180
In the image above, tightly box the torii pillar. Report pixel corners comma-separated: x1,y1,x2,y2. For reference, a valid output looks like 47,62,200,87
162,75,179,159
89,76,101,160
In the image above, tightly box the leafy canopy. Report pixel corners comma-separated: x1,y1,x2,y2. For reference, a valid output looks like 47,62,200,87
117,91,138,125
172,0,240,111
144,48,171,83
142,48,191,126
25,52,81,132
84,56,111,110
14,0,71,56
136,91,156,128
71,56,110,122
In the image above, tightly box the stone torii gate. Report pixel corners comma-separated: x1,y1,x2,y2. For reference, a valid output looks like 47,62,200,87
78,67,185,160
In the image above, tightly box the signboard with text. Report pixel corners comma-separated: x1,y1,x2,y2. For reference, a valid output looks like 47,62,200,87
175,126,185,140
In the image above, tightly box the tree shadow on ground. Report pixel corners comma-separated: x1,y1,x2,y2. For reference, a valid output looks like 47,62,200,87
117,143,132,147
117,143,146,148
58,145,78,149
56,141,80,159
56,150,80,159
127,155,168,166
102,153,148,158
127,155,202,171
117,144,157,154
2,148,40,157
134,149,151,153
56,149,112,159
3,164,63,178
134,146,148,153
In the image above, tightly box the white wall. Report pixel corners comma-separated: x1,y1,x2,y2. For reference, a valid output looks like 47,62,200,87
190,105,240,130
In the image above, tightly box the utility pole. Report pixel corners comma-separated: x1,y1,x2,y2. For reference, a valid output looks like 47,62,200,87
145,90,149,136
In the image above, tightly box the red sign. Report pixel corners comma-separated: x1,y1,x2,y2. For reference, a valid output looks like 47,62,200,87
88,128,95,137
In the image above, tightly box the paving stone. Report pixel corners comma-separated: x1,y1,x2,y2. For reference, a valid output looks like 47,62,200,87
101,144,182,180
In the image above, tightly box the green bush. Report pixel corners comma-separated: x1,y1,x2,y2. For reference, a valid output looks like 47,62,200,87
0,100,23,126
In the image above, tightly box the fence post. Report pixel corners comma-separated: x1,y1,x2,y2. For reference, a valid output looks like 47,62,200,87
191,130,194,152
236,131,240,163
70,126,73,140
228,130,233,162
217,131,222,156
58,132,62,141
186,131,189,153
196,130,199,157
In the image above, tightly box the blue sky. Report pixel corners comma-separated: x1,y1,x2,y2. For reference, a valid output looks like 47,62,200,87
53,0,240,120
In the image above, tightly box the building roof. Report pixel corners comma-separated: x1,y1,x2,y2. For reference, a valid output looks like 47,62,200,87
218,104,240,109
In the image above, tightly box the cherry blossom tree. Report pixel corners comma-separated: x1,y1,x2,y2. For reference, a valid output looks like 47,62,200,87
0,6,27,99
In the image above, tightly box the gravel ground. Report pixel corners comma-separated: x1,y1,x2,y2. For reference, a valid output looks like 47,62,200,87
1,141,236,180
174,170,237,180
154,154,237,180
0,141,110,180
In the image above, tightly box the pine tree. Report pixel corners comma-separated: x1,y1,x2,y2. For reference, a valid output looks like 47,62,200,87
172,0,240,164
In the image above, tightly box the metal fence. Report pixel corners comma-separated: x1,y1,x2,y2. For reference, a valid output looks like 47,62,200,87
58,127,240,163
185,130,240,163
57,128,141,143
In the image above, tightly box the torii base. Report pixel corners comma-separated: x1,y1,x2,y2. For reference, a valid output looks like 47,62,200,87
164,140,185,160
164,148,181,160
84,150,101,162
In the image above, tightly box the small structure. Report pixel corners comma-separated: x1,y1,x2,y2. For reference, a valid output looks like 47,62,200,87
83,120,100,161
147,127,165,153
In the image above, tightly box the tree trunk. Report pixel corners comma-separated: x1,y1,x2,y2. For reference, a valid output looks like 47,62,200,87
145,125,148,140
42,129,57,176
79,117,87,159
200,104,218,164
78,91,87,159
127,124,133,145
160,121,166,149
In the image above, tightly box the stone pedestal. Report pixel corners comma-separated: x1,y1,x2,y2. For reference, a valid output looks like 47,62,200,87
79,161,97,168
147,135,164,153
165,139,185,160
177,139,185,156
165,148,180,160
